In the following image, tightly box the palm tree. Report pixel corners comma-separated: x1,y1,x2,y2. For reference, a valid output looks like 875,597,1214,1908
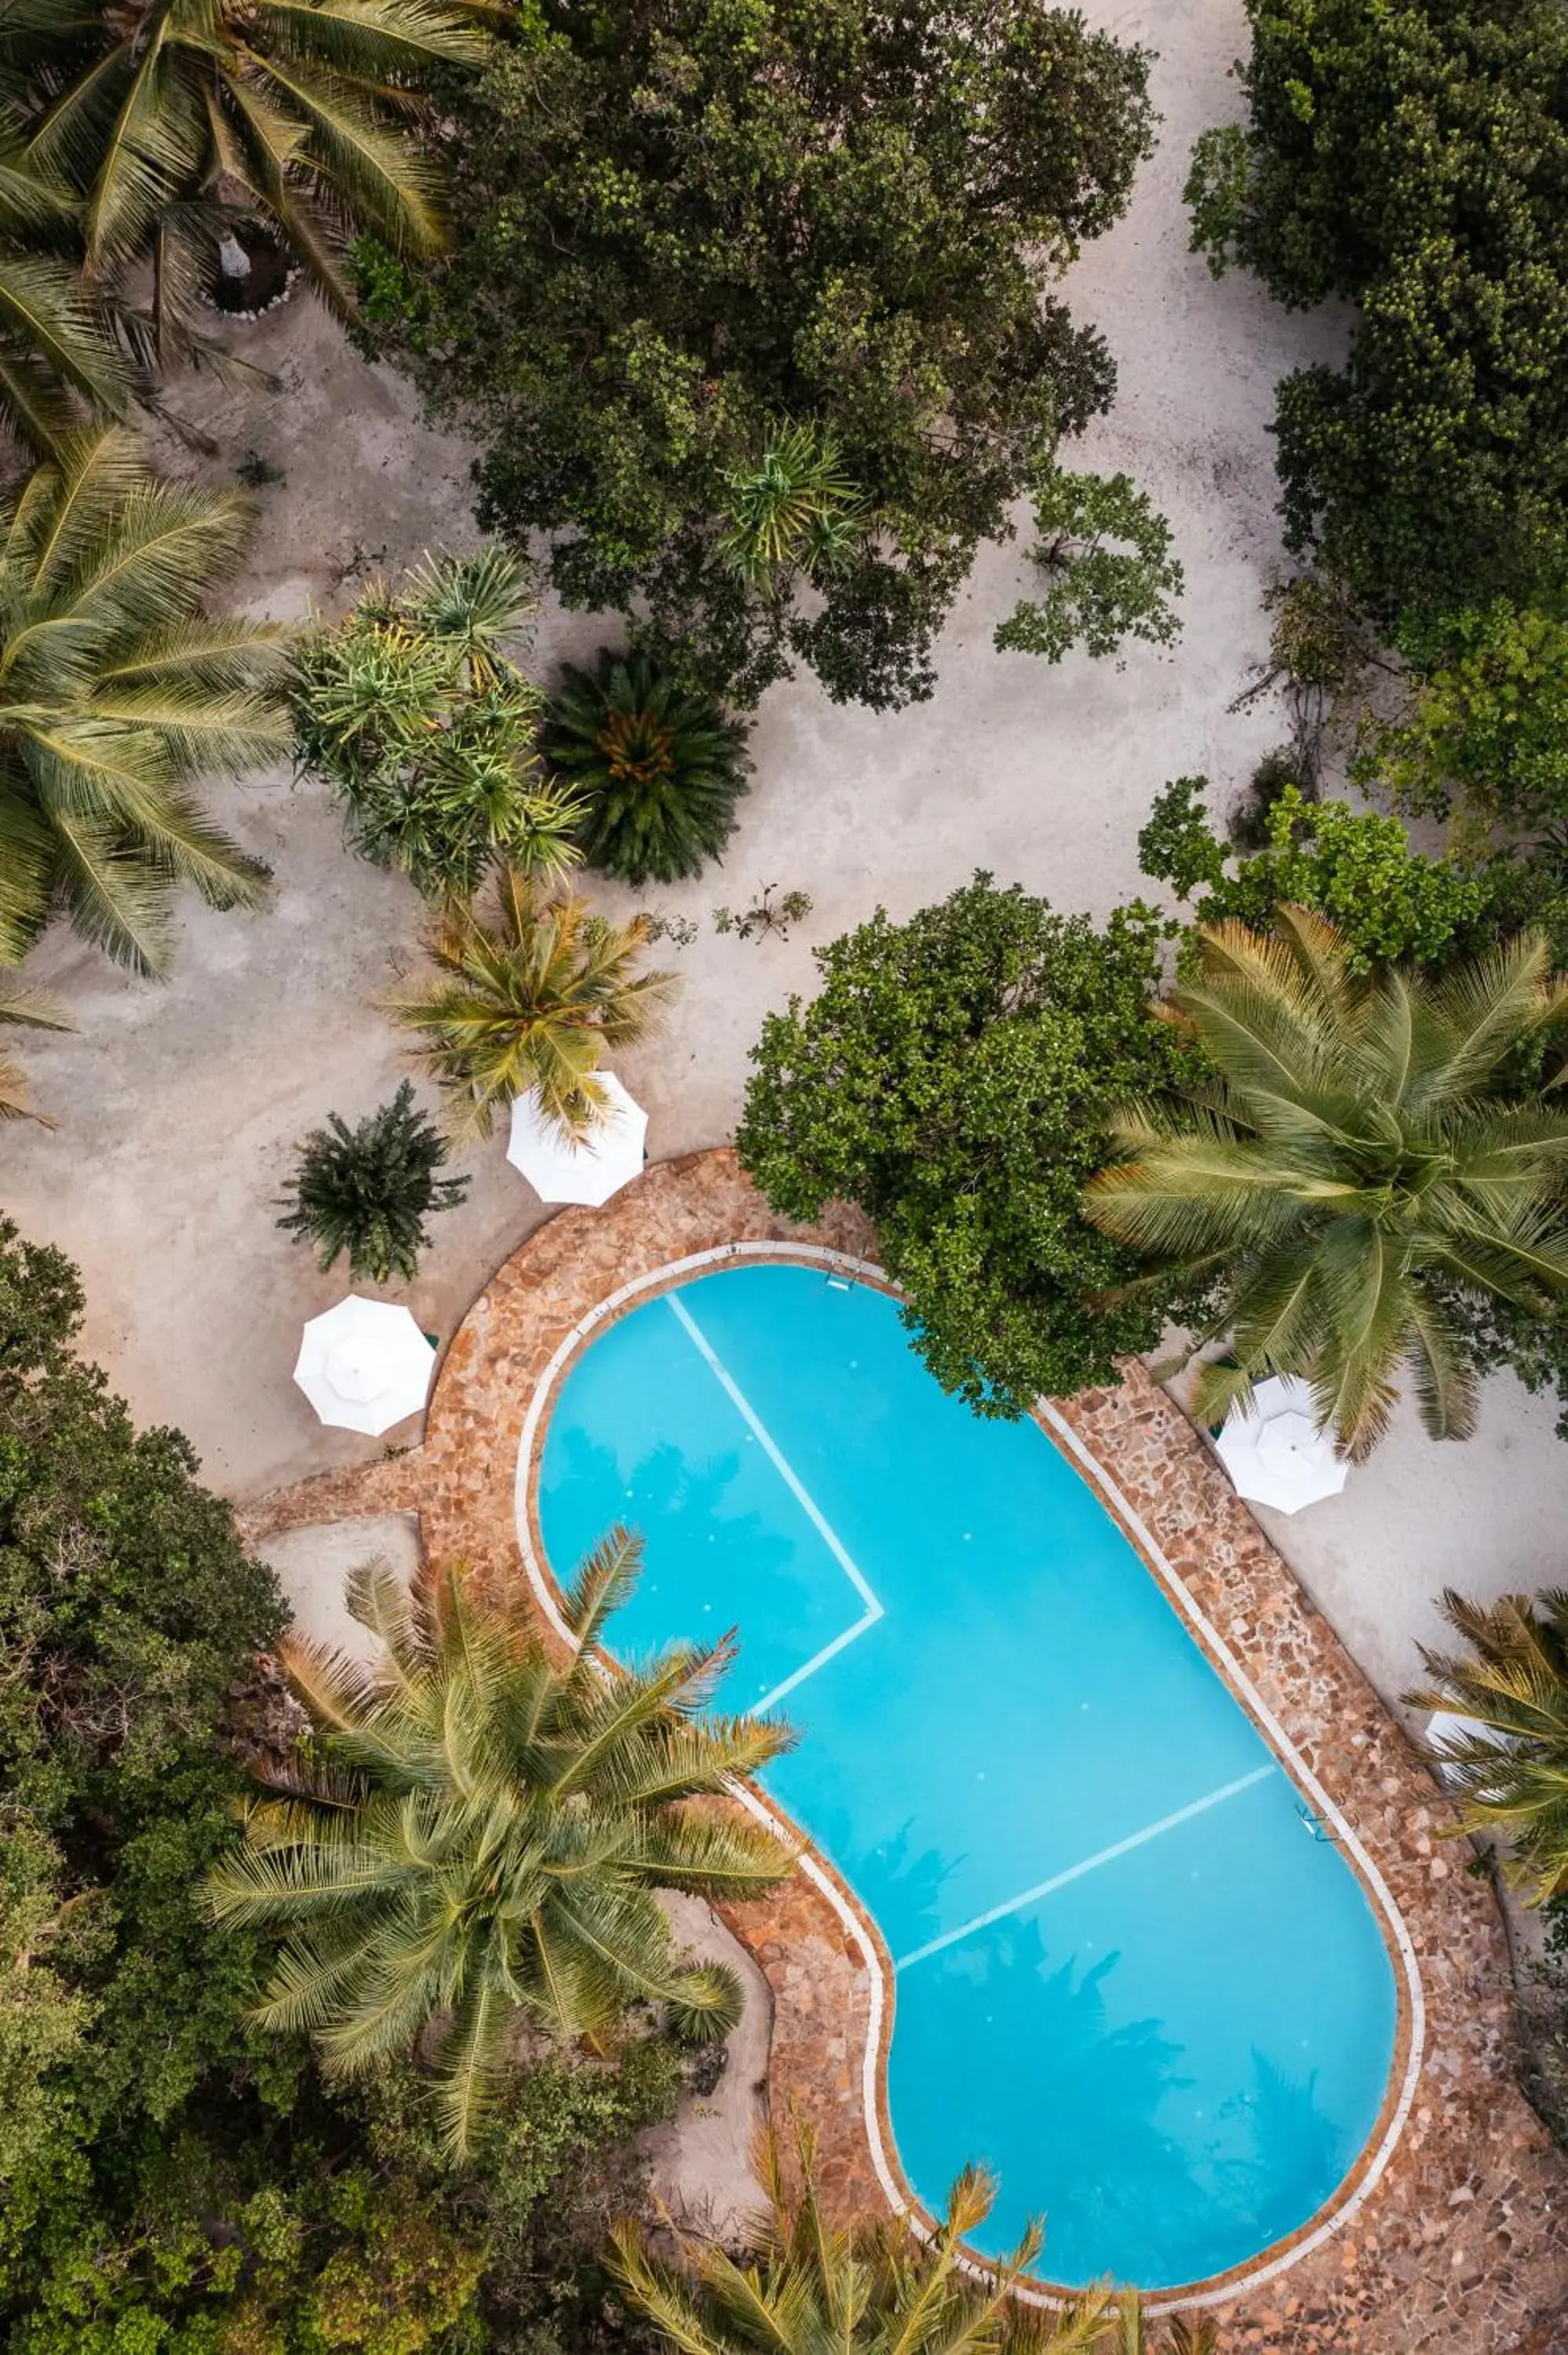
721,425,867,587
615,2123,1217,2355
0,130,133,454
385,864,677,1139
5,0,489,332
1083,907,1568,1459
0,426,288,975
0,976,73,1123
206,1538,795,2155
1408,1587,1568,1906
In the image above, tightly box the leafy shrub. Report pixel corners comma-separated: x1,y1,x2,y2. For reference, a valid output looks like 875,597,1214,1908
353,0,1155,710
276,1079,469,1283
737,874,1207,1414
1364,598,1568,842
545,651,752,886
291,546,580,896
996,469,1183,663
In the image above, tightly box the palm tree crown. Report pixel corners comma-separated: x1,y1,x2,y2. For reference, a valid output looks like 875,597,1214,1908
206,1536,795,2154
1085,907,1568,1458
0,425,287,974
614,2123,1216,2355
385,863,677,1139
1408,1586,1568,1906
6,0,489,325
0,128,132,455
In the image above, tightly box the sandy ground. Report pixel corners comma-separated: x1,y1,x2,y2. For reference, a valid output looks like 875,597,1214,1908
5,0,1568,1742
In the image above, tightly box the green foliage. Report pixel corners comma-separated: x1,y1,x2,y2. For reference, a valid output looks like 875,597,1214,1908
386,869,677,1139
1408,1590,1568,1906
208,1545,793,2154
996,469,1183,663
355,0,1155,709
545,651,752,887
736,874,1204,1415
1138,777,1492,973
0,134,133,458
1366,599,1568,840
0,428,288,977
276,1081,469,1285
1186,0,1568,617
291,548,580,897
1085,911,1568,1459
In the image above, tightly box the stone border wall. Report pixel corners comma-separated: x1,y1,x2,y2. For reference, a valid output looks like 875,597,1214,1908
239,1151,1568,2352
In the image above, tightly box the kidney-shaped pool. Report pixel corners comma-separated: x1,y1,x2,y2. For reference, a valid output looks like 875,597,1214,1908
533,1259,1405,2293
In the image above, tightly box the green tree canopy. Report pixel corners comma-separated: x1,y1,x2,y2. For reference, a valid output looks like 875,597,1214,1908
1185,0,1568,620
736,874,1204,1415
354,0,1154,709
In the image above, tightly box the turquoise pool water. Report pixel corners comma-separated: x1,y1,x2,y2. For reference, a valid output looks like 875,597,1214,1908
536,1262,1401,2291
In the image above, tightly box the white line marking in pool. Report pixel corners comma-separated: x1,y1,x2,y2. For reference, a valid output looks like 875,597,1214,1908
665,1291,886,1675
895,1764,1277,1971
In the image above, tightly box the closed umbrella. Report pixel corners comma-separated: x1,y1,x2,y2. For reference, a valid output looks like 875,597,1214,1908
1214,1374,1347,1513
294,1296,436,1436
506,1071,647,1207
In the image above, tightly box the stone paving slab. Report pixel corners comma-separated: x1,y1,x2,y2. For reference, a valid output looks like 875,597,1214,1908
239,1150,1568,2350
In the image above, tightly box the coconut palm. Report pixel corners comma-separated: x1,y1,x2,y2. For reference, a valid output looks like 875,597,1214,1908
0,426,288,974
5,0,489,332
0,127,132,454
614,2122,1203,2355
1084,907,1568,1459
1408,1587,1568,1906
386,864,677,1140
0,976,73,1123
206,1539,795,2155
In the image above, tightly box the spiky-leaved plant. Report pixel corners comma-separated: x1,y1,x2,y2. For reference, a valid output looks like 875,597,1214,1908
206,1537,795,2154
720,425,868,586
545,649,752,886
275,1079,467,1283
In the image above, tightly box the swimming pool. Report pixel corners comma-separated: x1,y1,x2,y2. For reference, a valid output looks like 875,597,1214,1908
533,1258,1405,2294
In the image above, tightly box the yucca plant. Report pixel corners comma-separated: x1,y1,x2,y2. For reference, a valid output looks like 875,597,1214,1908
293,546,580,896
616,2121,1218,2355
206,1539,795,2154
275,1079,468,1283
721,425,867,587
545,648,751,886
0,425,288,975
1408,1588,1568,1906
1084,907,1568,1459
5,0,490,334
0,977,73,1123
385,864,677,1139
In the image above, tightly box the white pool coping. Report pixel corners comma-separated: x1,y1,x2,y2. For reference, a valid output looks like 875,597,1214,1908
511,1240,1426,2315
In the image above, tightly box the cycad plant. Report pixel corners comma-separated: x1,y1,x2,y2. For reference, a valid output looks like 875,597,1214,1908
1408,1587,1568,1906
5,0,488,330
545,648,751,886
0,426,288,975
1084,907,1568,1459
206,1539,795,2154
275,1079,468,1283
293,547,579,896
0,977,73,1123
386,864,677,1139
615,2122,1218,2355
721,425,867,587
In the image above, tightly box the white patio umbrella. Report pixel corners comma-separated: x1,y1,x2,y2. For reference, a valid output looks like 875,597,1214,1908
506,1071,647,1207
293,1296,436,1436
1213,1374,1348,1514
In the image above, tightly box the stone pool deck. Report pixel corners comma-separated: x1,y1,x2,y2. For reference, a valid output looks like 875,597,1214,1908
239,1150,1568,2352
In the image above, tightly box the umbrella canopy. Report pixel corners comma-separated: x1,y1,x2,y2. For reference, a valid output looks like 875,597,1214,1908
506,1071,647,1207
294,1296,436,1436
1214,1374,1348,1514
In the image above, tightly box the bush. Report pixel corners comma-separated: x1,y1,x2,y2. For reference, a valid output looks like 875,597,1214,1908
275,1079,469,1283
353,0,1156,710
1363,598,1568,842
736,874,1206,1414
995,469,1183,663
545,651,752,886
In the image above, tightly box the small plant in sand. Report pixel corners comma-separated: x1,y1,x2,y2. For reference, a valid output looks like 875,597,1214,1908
713,885,814,942
545,649,751,885
293,546,581,898
206,1540,793,2155
385,864,677,1139
276,1080,467,1283
997,469,1183,664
